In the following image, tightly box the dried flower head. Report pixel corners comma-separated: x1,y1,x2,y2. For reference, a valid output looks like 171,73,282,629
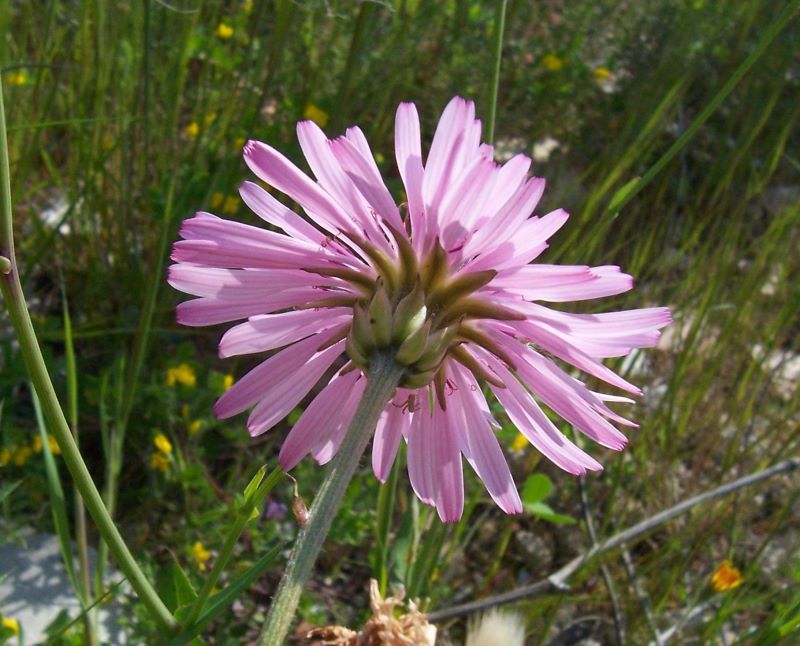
169,97,670,521
307,579,435,645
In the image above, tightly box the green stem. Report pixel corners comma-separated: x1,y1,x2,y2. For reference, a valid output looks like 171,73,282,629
183,466,284,629
257,354,404,645
486,0,508,145
0,77,176,632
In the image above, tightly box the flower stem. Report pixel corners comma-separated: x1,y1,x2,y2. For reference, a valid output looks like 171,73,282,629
486,0,508,145
257,354,404,645
0,78,177,632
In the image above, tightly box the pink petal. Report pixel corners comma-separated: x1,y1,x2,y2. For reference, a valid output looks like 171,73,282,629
311,376,368,465
238,181,326,244
297,121,389,250
246,339,346,436
483,327,630,450
214,326,345,419
219,307,351,358
394,102,426,250
406,401,435,506
430,403,465,522
372,396,411,482
168,265,337,299
279,369,362,470
470,346,602,474
329,135,407,236
176,287,334,327
243,140,352,235
449,364,522,514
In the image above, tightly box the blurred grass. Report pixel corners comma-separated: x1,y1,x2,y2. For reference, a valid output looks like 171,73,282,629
0,0,798,643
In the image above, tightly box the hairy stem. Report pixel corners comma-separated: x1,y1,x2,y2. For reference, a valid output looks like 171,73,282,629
257,354,404,645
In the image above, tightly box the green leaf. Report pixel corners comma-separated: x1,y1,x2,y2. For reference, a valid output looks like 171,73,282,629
156,560,197,613
524,501,576,525
521,473,553,505
170,543,282,643
607,176,640,214
243,464,267,501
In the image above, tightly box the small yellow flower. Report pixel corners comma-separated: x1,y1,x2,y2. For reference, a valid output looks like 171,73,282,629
48,434,61,455
150,451,170,473
6,70,27,86
2,615,20,635
303,103,329,128
243,0,253,14
511,432,528,452
187,419,202,435
541,54,564,72
593,66,612,80
192,541,212,571
204,112,217,127
154,433,173,454
211,192,224,209
215,22,234,40
222,374,235,391
0,448,11,466
12,445,32,467
233,137,246,152
32,435,43,453
166,363,196,388
222,195,239,214
711,560,743,592
184,122,200,139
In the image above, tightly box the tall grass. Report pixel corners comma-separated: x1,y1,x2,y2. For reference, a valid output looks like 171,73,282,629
1,0,798,643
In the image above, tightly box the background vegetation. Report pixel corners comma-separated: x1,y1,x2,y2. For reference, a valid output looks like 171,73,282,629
1,0,798,643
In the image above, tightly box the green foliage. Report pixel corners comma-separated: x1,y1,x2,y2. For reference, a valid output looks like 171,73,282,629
521,473,576,526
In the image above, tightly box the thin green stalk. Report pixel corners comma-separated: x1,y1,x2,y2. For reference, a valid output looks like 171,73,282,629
0,78,176,632
257,354,405,645
183,465,284,629
486,0,507,145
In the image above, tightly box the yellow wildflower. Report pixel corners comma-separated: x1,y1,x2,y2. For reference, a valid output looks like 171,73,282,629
150,451,170,472
511,433,528,452
2,616,20,635
211,192,224,209
12,445,32,467
541,54,564,72
215,22,234,40
222,374,235,391
184,122,200,139
192,541,212,571
711,560,743,592
593,66,612,80
154,433,173,454
222,195,239,214
303,103,329,128
6,70,27,86
204,112,217,127
32,435,43,453
0,448,11,466
243,0,253,13
48,434,61,455
166,363,196,387
187,419,202,435
233,137,246,152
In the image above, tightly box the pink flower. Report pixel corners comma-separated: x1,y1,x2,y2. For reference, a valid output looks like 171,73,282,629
169,97,671,522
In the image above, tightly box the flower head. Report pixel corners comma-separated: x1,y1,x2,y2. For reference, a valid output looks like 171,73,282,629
541,54,564,71
169,97,670,521
1,615,20,636
192,541,212,571
215,22,234,40
711,560,743,592
166,363,196,387
154,432,173,454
